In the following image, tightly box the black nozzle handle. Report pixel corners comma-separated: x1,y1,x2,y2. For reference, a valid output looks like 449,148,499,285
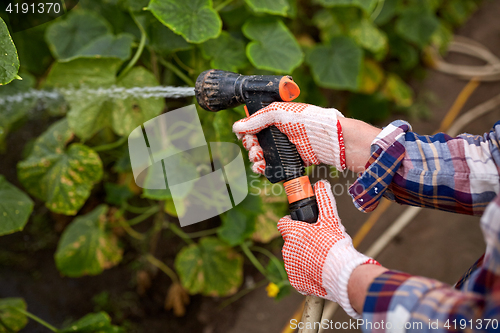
246,100,319,224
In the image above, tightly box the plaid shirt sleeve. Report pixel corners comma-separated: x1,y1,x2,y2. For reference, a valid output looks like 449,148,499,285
361,195,500,333
349,120,500,332
349,120,500,215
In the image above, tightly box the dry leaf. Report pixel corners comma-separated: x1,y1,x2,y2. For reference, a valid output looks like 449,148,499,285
136,270,152,295
165,282,190,317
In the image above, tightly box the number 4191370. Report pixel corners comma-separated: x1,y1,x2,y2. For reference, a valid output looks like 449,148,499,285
6,2,62,14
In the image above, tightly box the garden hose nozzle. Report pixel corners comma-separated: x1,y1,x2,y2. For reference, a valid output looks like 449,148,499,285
195,69,319,223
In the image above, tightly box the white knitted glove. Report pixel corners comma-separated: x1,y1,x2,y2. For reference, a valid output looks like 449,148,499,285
278,179,379,318
232,102,346,174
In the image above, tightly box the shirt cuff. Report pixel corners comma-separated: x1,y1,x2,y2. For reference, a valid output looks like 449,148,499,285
348,120,412,212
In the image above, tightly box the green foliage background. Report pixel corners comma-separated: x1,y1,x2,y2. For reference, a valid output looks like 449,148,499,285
0,0,480,331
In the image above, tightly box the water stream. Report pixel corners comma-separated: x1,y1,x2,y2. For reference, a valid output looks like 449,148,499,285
0,85,196,113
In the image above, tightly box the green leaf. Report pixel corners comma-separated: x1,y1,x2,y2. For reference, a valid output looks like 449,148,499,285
395,7,439,47
142,147,198,201
55,205,123,277
45,58,123,140
147,19,192,54
104,183,134,206
45,10,127,61
348,93,390,123
147,0,222,43
244,0,289,16
358,59,384,94
200,32,248,72
307,36,363,90
440,0,477,27
382,73,413,107
0,17,20,85
60,311,123,333
0,298,27,333
109,67,165,136
17,119,103,215
243,18,303,73
0,72,36,148
431,22,453,55
314,0,377,13
373,0,397,26
175,237,243,296
12,25,52,76
348,17,387,53
76,33,135,61
388,33,419,70
45,58,122,89
218,195,260,246
0,176,34,236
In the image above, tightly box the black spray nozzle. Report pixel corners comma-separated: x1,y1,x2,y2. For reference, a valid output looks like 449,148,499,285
195,69,300,114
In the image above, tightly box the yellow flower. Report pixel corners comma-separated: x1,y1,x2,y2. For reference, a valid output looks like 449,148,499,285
266,282,279,298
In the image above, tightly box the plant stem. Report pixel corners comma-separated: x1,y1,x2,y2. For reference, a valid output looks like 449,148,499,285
127,206,160,226
251,246,287,280
118,218,146,240
215,0,234,12
240,242,267,276
145,254,179,283
92,136,127,152
9,307,58,332
60,0,67,12
173,52,194,75
370,0,385,20
184,227,218,238
158,57,195,87
124,203,155,214
218,279,267,310
168,223,194,245
118,12,147,80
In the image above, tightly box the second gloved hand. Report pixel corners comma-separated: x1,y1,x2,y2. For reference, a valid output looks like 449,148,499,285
232,102,346,174
278,179,379,318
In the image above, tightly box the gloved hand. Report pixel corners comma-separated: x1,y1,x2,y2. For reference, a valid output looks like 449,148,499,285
277,179,379,318
232,102,346,175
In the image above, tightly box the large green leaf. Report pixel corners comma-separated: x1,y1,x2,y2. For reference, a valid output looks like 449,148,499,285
76,34,134,61
0,73,36,148
17,119,103,215
147,19,192,54
45,58,122,139
45,58,122,89
244,0,289,16
109,67,165,136
314,0,376,13
0,176,34,236
0,17,20,85
395,7,439,47
45,10,133,61
243,18,303,73
218,194,261,246
200,32,248,72
60,312,123,333
147,0,222,43
0,298,27,333
348,17,387,53
307,36,363,90
55,205,123,277
175,237,243,296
